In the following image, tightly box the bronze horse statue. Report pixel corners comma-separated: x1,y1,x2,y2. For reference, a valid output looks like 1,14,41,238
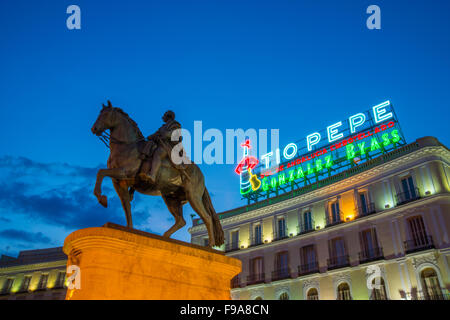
91,101,224,247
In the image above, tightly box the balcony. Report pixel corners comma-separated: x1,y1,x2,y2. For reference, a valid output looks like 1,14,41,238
249,235,264,247
359,247,384,264
246,273,265,286
396,187,420,206
271,268,291,282
230,275,241,289
297,218,316,235
325,211,344,227
355,202,376,218
404,235,434,254
298,261,320,276
405,289,449,300
225,241,241,253
273,230,289,242
327,255,350,270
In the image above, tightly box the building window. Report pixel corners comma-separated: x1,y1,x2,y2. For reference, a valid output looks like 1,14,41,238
370,277,388,300
328,237,349,269
203,238,209,247
1,278,14,295
420,268,444,300
247,257,264,285
253,224,262,245
19,275,32,293
359,228,383,263
279,292,289,300
405,215,433,253
327,200,342,226
299,245,318,275
337,283,352,300
306,288,319,300
37,274,49,290
55,271,66,288
227,230,240,251
276,217,287,239
397,175,419,204
302,211,314,233
254,296,263,300
272,251,290,281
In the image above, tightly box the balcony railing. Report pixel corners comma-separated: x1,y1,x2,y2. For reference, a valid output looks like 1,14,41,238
246,273,265,286
337,290,353,300
225,241,241,252
325,211,344,227
406,289,449,300
297,218,316,235
271,268,291,282
273,230,289,241
249,235,264,247
355,202,376,218
298,261,320,276
327,255,350,270
404,235,434,254
396,187,420,206
230,275,241,289
359,247,384,264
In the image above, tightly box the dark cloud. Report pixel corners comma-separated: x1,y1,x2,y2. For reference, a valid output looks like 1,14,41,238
0,156,124,230
0,229,51,244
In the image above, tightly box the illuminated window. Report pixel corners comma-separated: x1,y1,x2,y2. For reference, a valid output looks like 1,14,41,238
307,288,319,300
1,278,14,294
55,271,66,288
37,274,49,290
279,292,289,300
405,215,433,253
420,268,443,300
370,277,388,300
337,283,352,300
254,296,263,300
397,175,419,204
254,224,262,245
19,275,32,293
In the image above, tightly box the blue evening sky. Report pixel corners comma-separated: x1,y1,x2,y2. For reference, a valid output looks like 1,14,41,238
0,0,449,256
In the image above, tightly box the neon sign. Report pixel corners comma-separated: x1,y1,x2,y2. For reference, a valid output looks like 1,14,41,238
236,100,406,201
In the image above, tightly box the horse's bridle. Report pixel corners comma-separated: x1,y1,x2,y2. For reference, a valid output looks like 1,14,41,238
97,108,145,149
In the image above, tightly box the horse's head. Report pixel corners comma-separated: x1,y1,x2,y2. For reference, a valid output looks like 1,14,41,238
91,100,117,136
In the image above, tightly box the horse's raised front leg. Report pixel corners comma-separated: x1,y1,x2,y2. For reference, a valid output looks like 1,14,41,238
94,168,127,207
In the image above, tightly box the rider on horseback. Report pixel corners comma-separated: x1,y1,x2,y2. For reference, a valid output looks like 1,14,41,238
139,110,187,183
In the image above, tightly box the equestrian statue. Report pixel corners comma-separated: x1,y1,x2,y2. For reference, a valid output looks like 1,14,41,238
91,100,224,247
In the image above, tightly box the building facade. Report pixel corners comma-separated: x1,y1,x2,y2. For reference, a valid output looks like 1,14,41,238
189,136,450,300
0,247,67,300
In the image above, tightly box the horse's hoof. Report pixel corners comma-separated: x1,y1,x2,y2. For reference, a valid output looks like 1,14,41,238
99,195,108,208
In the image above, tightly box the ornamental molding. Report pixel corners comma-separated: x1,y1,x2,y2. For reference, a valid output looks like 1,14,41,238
274,284,290,299
249,288,265,300
332,272,352,288
190,146,450,234
411,252,438,270
302,277,320,290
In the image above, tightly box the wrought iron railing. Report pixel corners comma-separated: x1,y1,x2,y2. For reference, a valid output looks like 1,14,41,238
249,235,263,247
355,202,376,218
359,247,384,264
327,255,350,270
325,211,344,227
271,268,291,282
246,273,265,286
404,235,434,254
298,261,320,276
273,229,289,241
406,289,449,300
225,241,241,252
396,187,420,205
297,218,316,235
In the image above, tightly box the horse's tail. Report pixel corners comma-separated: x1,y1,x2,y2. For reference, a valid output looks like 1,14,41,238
202,187,224,246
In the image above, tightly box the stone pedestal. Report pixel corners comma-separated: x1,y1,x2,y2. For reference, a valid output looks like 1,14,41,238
62,223,241,300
